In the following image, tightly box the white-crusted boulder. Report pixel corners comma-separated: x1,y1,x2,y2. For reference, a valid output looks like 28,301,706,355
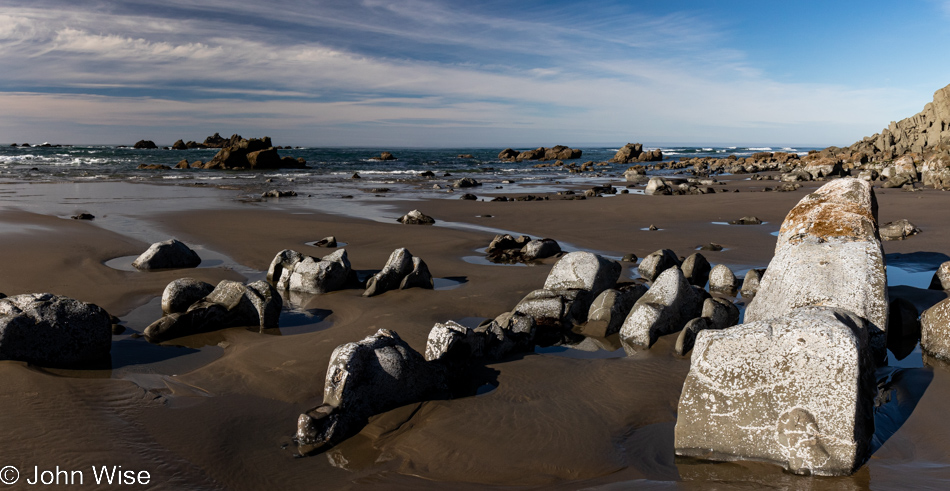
921,298,950,361
132,239,201,270
740,268,767,299
542,251,621,296
708,264,738,296
745,178,888,339
619,266,703,349
399,256,434,290
586,285,648,336
0,293,111,365
277,249,352,294
364,248,417,296
674,307,876,476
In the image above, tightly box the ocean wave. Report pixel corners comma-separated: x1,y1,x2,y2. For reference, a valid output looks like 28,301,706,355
747,147,772,151
702,148,713,151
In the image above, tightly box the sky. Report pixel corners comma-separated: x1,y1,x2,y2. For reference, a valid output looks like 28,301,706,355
1,0,949,147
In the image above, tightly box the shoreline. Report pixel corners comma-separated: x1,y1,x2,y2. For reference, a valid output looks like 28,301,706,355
1,174,949,488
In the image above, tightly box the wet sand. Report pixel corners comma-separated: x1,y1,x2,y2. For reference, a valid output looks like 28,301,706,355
1,176,950,489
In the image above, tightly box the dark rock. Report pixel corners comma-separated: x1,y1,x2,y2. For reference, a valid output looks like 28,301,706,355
453,177,480,188
681,253,711,287
144,280,281,342
71,213,94,220
699,243,723,251
172,139,187,150
420,170,435,177
0,293,111,366
132,239,201,270
161,278,215,314
888,298,920,360
638,249,680,282
621,253,638,263
371,152,396,161
137,164,171,170
363,248,416,296
133,140,158,149
397,209,435,225
261,189,297,198
459,193,477,200
729,216,763,225
879,219,920,241
314,236,338,248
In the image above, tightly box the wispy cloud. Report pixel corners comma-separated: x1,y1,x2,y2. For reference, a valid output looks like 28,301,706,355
0,1,930,146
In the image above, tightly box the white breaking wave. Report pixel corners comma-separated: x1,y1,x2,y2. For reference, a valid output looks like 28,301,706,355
748,147,772,151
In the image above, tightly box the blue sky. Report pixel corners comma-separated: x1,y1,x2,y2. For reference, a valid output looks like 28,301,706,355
0,0,948,147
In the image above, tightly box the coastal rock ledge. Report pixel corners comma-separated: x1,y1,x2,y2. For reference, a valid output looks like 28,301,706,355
0,293,112,365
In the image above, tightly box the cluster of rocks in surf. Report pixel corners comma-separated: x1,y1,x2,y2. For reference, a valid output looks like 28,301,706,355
498,145,582,162
134,134,307,170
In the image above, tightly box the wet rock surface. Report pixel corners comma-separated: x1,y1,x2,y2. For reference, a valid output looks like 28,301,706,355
132,239,202,270
0,293,112,366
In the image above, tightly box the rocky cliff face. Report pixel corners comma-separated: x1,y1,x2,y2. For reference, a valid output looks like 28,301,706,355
848,83,950,160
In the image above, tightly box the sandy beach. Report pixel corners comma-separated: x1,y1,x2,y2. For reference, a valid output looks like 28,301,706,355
0,172,947,489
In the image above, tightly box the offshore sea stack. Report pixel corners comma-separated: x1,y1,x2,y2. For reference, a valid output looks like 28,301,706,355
203,134,306,170
674,178,885,476
497,145,582,162
609,143,663,163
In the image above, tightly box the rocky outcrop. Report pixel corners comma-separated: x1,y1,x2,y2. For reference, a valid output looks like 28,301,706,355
133,140,158,149
132,239,202,270
296,329,447,453
745,179,888,342
498,145,582,162
144,280,281,342
675,307,876,476
638,249,680,282
879,219,920,241
0,293,111,366
847,83,950,159
203,135,306,170
370,151,396,161
609,143,663,164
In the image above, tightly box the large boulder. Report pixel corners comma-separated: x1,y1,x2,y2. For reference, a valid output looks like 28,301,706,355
296,329,446,452
0,293,111,365
204,135,304,170
740,268,767,299
708,264,738,296
681,253,711,287
619,266,704,349
674,307,876,476
133,140,158,149
745,179,888,339
879,219,920,241
921,298,950,361
514,288,592,337
542,251,621,297
132,239,201,270
929,261,950,290
397,209,436,225
144,280,281,342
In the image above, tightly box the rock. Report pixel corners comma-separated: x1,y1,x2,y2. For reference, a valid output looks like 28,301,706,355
681,253,711,287
708,264,739,296
296,329,446,453
619,266,703,349
314,236,338,248
280,249,353,294
397,209,435,225
920,297,950,361
888,298,920,360
729,216,763,225
610,143,662,163
172,139,187,150
0,293,112,366
621,253,638,263
703,297,740,330
453,177,480,188
542,251,621,297
161,278,214,314
638,249,680,282
133,140,158,149
261,189,297,198
203,135,303,170
648,224,659,231
399,256,434,290
144,280,281,342
71,213,94,220
137,164,171,170
459,193,477,200
673,317,710,356
267,249,305,283
745,179,888,343
457,154,475,159
882,175,911,189
175,159,190,169
644,177,671,195
674,307,876,476
364,248,415,297
586,286,647,336
132,239,201,270
521,238,561,261
351,172,361,179
514,288,592,338
879,219,920,241
371,152,396,161
698,243,723,252
740,268,767,299
424,320,484,362
929,261,950,290
498,148,519,160
420,170,435,177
